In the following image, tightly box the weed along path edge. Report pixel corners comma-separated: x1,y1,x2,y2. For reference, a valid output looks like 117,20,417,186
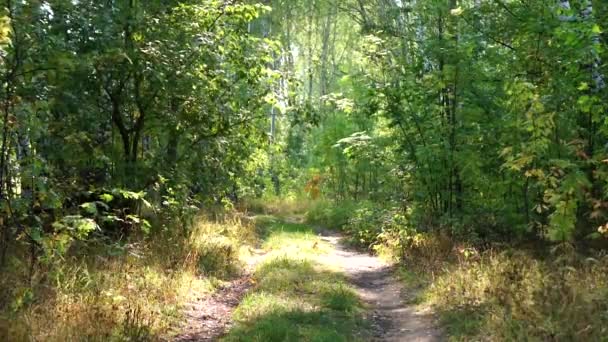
174,246,267,341
316,232,442,342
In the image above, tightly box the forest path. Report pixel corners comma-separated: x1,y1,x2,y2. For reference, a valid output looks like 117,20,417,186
316,232,442,342
173,248,267,341
175,218,441,341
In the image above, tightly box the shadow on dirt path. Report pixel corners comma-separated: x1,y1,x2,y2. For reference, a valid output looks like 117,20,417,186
173,246,267,342
174,277,255,342
316,233,442,342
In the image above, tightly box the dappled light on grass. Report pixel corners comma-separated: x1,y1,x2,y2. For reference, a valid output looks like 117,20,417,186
223,218,366,342
261,222,332,257
243,197,317,218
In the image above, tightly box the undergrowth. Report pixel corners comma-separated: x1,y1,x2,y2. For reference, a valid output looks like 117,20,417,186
395,234,608,341
305,199,402,253
305,199,358,230
243,196,315,218
0,212,256,341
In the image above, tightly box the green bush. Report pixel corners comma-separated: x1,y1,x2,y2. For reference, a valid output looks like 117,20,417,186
342,202,384,249
306,200,412,253
305,199,357,229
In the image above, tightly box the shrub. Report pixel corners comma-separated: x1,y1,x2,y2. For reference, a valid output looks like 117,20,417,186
342,202,384,249
305,199,357,229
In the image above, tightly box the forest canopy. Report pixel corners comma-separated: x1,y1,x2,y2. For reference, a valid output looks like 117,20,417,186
1,0,607,254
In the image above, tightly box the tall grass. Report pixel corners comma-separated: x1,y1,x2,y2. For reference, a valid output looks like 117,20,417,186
242,196,316,218
395,234,608,341
0,213,256,341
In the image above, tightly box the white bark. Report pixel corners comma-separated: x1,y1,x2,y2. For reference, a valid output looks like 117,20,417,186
558,0,576,22
558,0,605,91
580,0,605,91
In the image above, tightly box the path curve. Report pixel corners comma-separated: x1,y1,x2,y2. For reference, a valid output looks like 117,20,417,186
317,233,442,342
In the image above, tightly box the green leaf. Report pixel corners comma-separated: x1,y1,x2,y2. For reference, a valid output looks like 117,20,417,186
99,194,114,203
126,214,139,223
450,7,463,16
142,219,152,234
29,227,43,243
80,202,98,215
578,95,592,113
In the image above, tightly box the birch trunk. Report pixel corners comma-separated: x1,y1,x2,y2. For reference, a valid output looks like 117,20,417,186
581,0,605,91
559,0,605,91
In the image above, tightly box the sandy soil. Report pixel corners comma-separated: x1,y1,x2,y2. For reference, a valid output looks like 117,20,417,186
173,275,254,342
317,233,442,342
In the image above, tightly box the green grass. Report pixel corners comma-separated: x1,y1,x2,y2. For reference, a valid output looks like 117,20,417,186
222,217,366,342
439,308,485,340
394,268,427,305
261,221,332,256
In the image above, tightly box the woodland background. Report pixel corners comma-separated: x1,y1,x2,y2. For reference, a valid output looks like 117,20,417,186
1,0,608,340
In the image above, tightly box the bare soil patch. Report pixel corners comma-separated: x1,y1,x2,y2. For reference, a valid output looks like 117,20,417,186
317,233,442,342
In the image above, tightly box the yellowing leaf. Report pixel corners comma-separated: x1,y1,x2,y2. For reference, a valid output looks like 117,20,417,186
450,7,464,16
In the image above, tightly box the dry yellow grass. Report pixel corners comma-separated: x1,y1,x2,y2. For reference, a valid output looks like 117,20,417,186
0,213,257,341
394,233,608,341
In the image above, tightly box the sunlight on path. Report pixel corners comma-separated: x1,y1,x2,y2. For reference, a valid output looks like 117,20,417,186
316,233,442,342
177,218,441,341
221,219,364,341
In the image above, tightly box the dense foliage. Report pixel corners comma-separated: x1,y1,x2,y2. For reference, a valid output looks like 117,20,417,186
269,0,608,245
2,0,608,340
0,0,278,266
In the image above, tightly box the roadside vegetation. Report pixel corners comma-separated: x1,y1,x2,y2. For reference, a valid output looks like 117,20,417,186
309,200,608,340
1,212,256,341
423,247,608,341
